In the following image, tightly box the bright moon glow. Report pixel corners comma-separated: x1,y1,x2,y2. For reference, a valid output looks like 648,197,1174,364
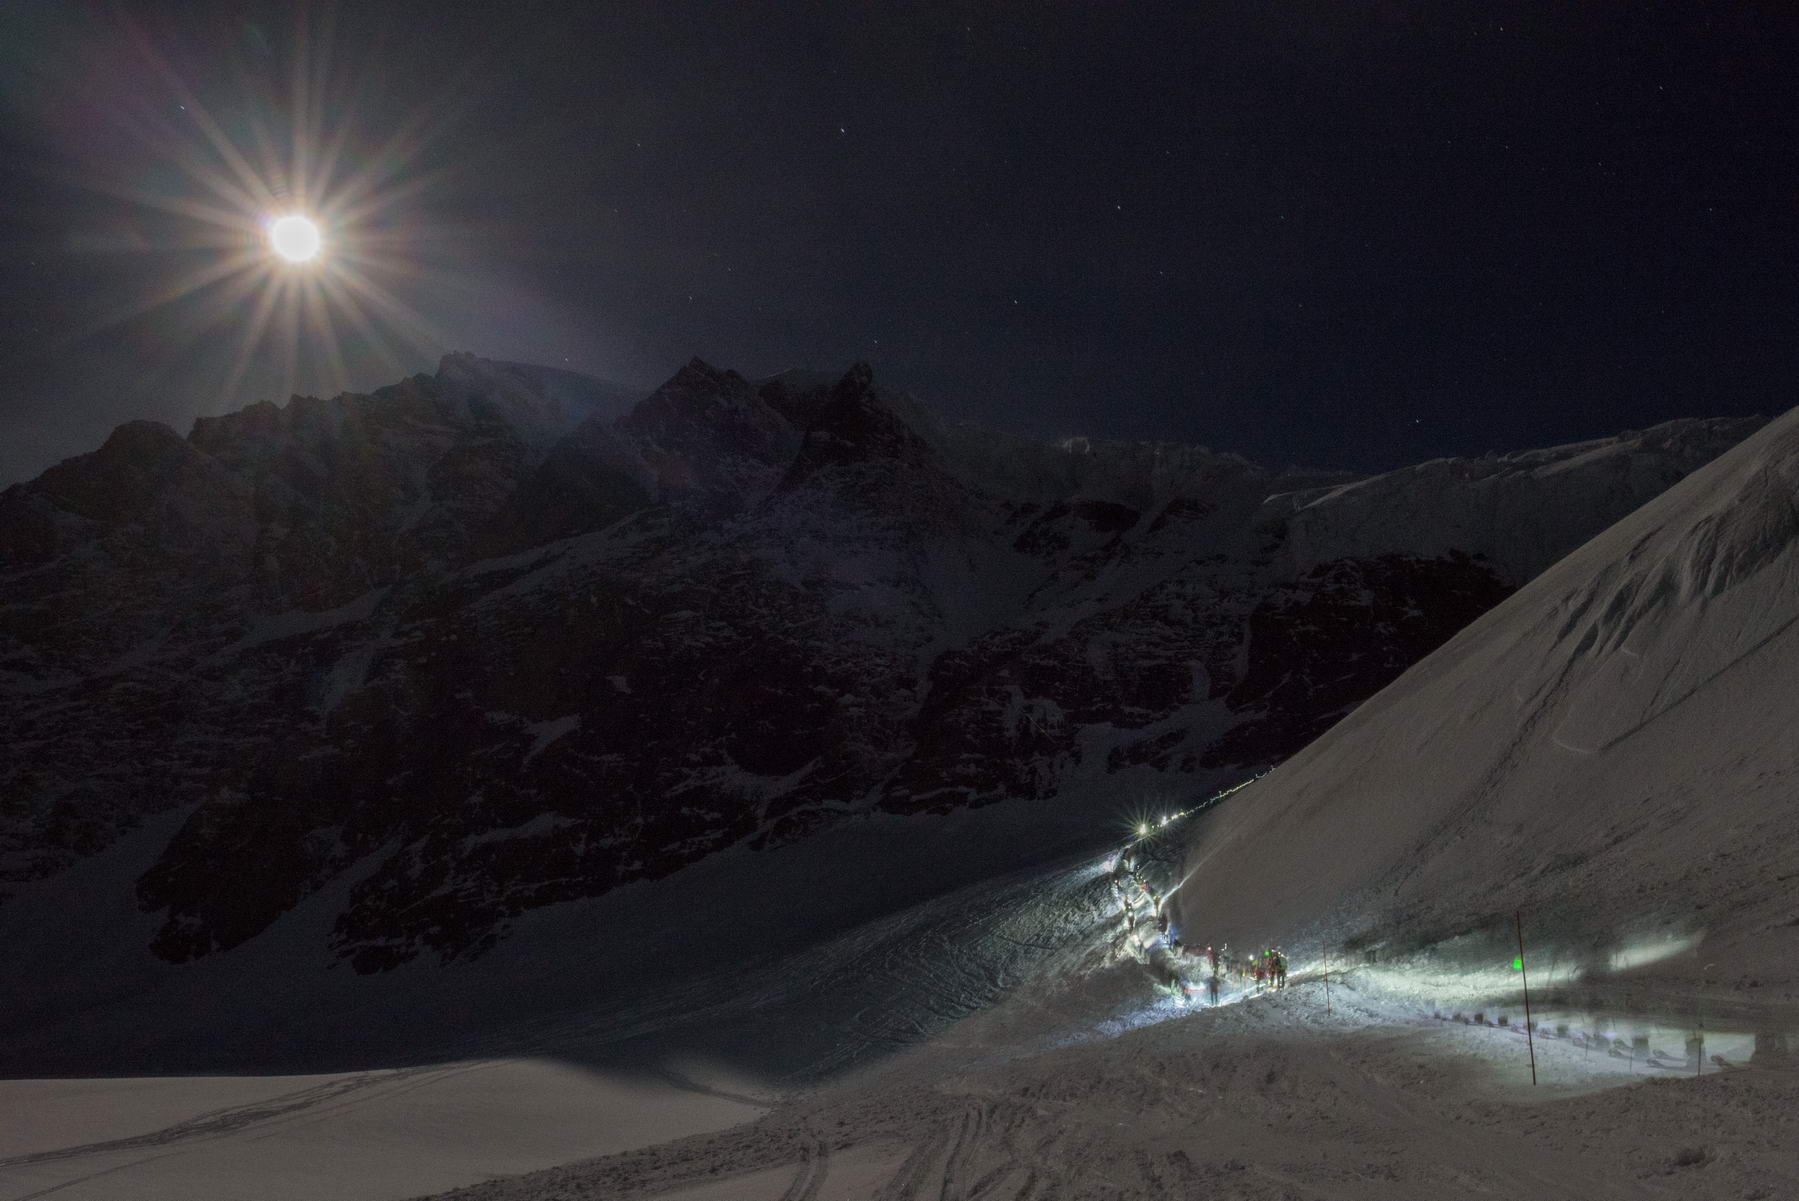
78,11,460,404
268,214,322,262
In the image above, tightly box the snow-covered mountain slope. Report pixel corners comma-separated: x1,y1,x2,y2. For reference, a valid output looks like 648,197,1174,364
5,764,1795,1200
1172,399,1799,998
0,351,1764,975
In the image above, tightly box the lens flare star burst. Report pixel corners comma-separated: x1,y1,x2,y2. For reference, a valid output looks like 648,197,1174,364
65,8,475,404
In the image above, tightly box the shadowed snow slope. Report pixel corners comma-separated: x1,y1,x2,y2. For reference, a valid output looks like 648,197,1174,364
1174,401,1799,998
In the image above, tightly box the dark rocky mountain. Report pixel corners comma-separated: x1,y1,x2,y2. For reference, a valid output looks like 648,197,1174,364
0,354,1764,970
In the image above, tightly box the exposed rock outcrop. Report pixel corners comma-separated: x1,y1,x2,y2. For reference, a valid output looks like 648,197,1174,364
0,354,1764,968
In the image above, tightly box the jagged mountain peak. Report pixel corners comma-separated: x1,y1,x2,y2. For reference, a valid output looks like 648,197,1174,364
621,357,767,434
0,348,1778,980
183,354,630,472
62,417,221,504
756,361,918,432
777,362,942,493
0,417,249,569
617,357,803,514
99,417,188,454
833,359,874,399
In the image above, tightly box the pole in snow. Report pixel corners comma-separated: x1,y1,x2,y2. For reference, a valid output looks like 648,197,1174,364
1696,963,1713,1079
1515,910,1537,1086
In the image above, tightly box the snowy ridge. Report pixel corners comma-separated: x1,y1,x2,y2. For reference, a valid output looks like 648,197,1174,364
1263,417,1755,584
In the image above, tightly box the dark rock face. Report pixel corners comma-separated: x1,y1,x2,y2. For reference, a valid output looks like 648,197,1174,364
619,359,799,514
0,353,1765,967
477,419,652,554
1201,552,1516,768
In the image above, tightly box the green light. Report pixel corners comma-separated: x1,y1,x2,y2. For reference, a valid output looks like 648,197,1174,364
1512,956,1523,971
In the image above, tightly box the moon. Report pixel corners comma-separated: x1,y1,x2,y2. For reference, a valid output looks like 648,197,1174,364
268,214,322,262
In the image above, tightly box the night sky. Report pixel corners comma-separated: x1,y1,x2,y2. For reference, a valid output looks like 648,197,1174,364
1,1,1794,487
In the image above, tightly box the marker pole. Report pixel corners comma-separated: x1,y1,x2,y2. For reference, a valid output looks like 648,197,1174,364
1516,910,1537,1086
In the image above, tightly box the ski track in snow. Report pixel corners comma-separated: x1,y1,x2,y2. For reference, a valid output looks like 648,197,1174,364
404,829,1799,1201
0,1058,763,1201
0,1069,439,1168
413,978,1799,1201
4,822,1798,1201
0,1065,500,1200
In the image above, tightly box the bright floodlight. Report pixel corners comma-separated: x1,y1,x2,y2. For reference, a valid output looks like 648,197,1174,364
268,214,322,262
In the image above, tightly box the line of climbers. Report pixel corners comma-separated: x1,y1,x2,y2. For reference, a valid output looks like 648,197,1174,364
1107,848,1287,1003
1173,943,1289,1004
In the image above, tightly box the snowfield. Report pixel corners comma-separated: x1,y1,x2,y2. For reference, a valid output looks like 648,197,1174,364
413,976,1799,1201
4,805,1795,1199
0,1061,765,1201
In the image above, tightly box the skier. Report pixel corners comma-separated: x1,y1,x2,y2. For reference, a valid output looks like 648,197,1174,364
1274,947,1289,989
